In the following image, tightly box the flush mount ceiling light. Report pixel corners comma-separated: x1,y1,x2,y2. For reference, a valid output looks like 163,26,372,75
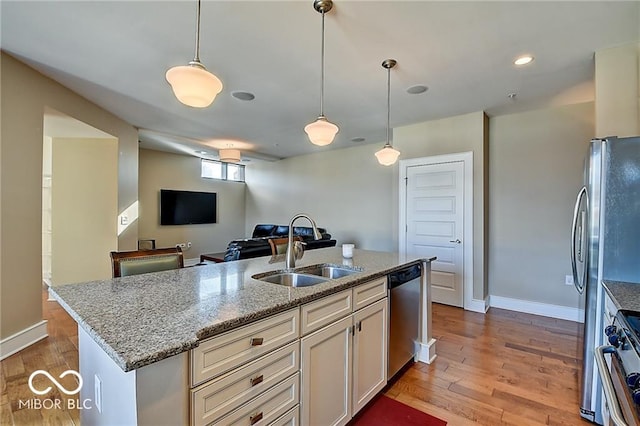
219,147,241,163
304,0,339,146
514,55,534,66
375,59,401,166
166,0,223,108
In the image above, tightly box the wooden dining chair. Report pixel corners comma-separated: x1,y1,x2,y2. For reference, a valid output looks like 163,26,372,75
110,247,184,278
268,236,302,256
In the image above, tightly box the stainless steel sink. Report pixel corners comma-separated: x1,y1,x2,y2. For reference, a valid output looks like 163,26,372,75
297,264,362,279
256,272,328,287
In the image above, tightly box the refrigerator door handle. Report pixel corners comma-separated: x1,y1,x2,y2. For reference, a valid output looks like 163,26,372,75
571,186,588,294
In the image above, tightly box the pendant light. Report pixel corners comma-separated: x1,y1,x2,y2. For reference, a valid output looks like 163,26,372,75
219,148,241,163
375,59,401,166
166,0,223,108
304,0,339,146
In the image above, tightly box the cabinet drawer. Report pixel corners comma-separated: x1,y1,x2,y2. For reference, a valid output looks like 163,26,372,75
212,373,299,426
353,277,387,311
192,309,300,386
192,342,299,426
269,405,299,426
300,290,352,336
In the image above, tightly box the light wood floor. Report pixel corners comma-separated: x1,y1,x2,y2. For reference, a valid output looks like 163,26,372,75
1,288,588,425
385,303,587,425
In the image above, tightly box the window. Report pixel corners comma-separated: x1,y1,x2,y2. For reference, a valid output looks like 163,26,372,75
201,159,245,182
226,163,245,182
201,160,222,179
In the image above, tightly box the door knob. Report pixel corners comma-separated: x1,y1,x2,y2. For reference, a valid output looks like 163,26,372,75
449,239,461,244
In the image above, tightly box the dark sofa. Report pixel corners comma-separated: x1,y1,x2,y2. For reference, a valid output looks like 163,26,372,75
223,224,337,261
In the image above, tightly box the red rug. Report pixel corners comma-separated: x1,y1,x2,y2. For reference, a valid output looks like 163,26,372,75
351,395,447,426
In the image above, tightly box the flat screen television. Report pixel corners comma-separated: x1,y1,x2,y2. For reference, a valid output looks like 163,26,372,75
160,189,217,225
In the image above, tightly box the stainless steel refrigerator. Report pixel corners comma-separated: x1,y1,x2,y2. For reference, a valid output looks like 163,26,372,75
571,136,640,424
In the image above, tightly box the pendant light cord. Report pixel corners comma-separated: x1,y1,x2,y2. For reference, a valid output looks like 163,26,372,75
386,66,390,146
193,0,201,63
320,10,326,117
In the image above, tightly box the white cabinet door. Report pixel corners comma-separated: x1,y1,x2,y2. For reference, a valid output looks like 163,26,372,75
300,316,353,426
352,298,388,415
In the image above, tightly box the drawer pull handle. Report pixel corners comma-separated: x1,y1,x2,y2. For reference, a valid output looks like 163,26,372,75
250,411,263,425
250,337,264,346
250,374,264,387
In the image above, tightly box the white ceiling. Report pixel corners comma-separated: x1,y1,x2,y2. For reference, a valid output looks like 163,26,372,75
2,1,639,161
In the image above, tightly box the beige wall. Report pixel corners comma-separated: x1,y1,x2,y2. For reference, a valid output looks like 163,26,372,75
138,149,246,259
51,138,118,285
595,42,640,137
0,53,138,340
488,102,593,307
245,143,395,251
394,111,489,300
246,111,489,301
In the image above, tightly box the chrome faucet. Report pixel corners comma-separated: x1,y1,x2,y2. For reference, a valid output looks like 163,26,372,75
285,213,322,269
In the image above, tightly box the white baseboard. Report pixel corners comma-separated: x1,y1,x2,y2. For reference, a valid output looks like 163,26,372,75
0,320,48,360
415,338,437,364
465,297,489,313
184,257,200,267
490,295,585,323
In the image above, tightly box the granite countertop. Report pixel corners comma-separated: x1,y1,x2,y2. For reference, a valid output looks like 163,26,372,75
603,280,640,312
50,247,432,372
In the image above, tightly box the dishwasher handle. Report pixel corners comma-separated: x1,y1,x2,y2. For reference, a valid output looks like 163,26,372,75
388,264,422,289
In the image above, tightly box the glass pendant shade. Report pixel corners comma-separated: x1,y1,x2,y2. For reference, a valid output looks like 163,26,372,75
375,144,401,166
219,148,241,163
166,62,223,108
304,116,339,146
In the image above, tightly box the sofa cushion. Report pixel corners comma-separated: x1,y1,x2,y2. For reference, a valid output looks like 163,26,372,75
275,225,290,236
292,226,330,239
252,224,277,238
225,224,337,262
252,224,331,240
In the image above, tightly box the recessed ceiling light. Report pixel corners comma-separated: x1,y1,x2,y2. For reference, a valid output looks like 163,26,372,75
406,85,428,95
507,93,517,99
514,55,534,66
351,137,365,143
231,91,255,101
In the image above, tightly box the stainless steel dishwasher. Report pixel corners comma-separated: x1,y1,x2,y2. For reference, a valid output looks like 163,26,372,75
387,263,422,380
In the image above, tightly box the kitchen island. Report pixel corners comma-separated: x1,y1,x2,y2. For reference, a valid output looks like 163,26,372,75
50,247,435,425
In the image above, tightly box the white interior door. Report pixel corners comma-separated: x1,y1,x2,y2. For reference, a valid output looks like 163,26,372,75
405,161,464,307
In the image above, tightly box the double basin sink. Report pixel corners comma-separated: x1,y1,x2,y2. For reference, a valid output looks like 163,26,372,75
253,264,362,288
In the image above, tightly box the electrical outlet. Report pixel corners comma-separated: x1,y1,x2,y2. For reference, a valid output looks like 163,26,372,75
565,275,574,286
94,374,102,413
